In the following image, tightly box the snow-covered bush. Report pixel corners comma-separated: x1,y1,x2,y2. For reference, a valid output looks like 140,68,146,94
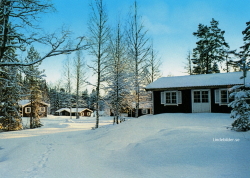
228,85,250,131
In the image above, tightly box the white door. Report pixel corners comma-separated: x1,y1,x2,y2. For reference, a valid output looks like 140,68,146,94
192,89,211,113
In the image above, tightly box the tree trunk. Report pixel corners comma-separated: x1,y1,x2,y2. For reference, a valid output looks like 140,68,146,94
95,68,100,128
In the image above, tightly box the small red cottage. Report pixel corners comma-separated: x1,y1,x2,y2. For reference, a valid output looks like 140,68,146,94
19,100,49,117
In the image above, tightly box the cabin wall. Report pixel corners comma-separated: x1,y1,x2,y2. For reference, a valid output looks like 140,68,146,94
22,103,48,117
153,90,192,114
83,110,91,116
56,110,92,117
61,111,70,116
153,88,232,114
210,88,231,113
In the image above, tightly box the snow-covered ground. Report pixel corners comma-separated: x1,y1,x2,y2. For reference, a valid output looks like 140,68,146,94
0,113,249,178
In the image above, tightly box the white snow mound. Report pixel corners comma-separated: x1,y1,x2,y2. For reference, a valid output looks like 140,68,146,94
0,114,249,178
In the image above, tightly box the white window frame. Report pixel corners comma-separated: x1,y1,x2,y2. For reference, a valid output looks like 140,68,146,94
25,107,31,113
40,107,46,112
215,89,229,105
161,91,182,106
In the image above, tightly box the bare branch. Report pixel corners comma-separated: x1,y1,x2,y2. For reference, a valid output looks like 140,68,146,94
0,36,88,66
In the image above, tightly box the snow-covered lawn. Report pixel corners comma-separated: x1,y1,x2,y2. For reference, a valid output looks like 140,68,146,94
0,113,249,178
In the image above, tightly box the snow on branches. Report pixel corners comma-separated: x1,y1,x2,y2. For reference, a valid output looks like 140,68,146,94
228,86,250,131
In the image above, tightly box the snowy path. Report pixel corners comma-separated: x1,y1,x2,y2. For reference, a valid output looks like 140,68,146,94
0,114,250,178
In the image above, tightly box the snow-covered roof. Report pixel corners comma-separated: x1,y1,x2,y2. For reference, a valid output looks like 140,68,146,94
19,100,49,107
19,100,30,106
55,108,93,113
145,72,250,90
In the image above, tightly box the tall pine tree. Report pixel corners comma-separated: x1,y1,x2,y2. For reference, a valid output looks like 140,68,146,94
192,18,229,74
241,21,250,58
0,3,23,130
24,46,45,128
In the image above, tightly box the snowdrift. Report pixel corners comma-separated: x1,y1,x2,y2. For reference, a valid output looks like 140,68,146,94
0,113,249,178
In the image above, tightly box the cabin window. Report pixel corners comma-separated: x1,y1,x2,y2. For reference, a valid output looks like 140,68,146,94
142,109,148,114
215,89,229,105
221,90,228,103
25,107,31,113
40,107,45,112
194,91,201,103
161,91,182,105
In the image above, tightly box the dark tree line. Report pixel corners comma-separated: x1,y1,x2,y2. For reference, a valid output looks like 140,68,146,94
49,88,98,115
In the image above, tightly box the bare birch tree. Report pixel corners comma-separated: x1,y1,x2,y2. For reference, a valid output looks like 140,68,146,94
106,21,130,124
126,1,150,118
88,0,110,128
145,41,161,84
73,51,86,119
62,55,73,118
184,50,193,75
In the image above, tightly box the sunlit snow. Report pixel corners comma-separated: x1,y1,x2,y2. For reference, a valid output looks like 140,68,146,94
0,114,249,178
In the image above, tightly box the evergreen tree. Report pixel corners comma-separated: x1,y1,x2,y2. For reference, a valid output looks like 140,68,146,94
228,21,250,131
228,57,250,131
192,18,229,74
211,62,220,73
89,89,97,111
48,88,60,115
240,21,250,58
0,5,23,130
82,89,90,108
229,85,250,132
0,66,23,131
24,46,45,128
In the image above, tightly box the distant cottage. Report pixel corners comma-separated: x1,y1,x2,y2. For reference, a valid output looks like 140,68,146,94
128,101,153,117
145,72,249,114
19,100,49,117
55,108,93,117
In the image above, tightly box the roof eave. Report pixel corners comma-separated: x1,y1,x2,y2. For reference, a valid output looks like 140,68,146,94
145,84,240,91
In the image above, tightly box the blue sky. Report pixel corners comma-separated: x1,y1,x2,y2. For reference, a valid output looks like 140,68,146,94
38,0,250,83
